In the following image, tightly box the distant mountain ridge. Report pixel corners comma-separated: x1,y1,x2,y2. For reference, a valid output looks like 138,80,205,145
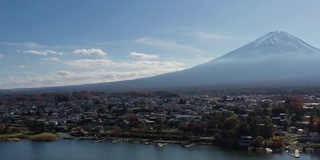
2,31,320,94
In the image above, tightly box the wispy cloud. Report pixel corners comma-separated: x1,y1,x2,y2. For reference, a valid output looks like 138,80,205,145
0,54,3,58
1,42,43,49
73,48,107,57
65,57,184,70
15,65,27,68
189,31,230,41
42,57,60,61
65,59,115,68
136,38,206,54
129,52,158,60
22,50,63,56
127,60,184,69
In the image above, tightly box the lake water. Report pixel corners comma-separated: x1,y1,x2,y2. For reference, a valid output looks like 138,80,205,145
0,139,319,160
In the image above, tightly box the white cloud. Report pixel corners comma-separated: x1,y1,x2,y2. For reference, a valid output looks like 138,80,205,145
0,66,185,89
56,71,76,77
129,52,158,60
73,48,107,57
0,50,187,89
0,54,3,58
22,50,63,56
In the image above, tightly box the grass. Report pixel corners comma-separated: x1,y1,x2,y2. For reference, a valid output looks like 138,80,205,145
27,132,58,142
0,132,33,141
1,132,58,142
0,132,58,142
0,132,26,138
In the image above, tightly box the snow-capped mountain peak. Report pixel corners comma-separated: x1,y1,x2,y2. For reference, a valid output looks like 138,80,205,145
253,31,292,47
251,31,320,54
218,31,320,59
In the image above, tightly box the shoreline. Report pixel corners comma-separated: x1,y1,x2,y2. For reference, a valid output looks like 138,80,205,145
61,135,213,146
2,133,320,153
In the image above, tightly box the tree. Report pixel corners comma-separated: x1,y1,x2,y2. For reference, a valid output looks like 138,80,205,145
310,116,320,133
126,114,138,122
30,121,47,133
178,99,187,104
231,105,241,114
285,95,303,114
252,136,264,148
272,104,286,116
261,120,274,139
73,91,91,100
155,118,164,132
3,126,12,134
246,116,260,137
0,124,6,134
284,95,304,122
237,122,251,138
97,107,106,114
222,116,239,139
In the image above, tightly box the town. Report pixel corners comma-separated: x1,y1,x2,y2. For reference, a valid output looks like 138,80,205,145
1,90,320,152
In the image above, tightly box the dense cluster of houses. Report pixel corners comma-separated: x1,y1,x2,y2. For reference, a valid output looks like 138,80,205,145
1,92,320,144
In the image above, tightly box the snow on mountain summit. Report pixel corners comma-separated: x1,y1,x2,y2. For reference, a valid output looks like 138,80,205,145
252,31,295,47
251,31,319,53
218,31,320,60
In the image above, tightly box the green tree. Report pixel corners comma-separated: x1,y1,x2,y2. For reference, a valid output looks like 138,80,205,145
261,120,274,139
222,116,239,139
272,104,286,116
155,119,164,132
246,116,260,137
237,122,251,138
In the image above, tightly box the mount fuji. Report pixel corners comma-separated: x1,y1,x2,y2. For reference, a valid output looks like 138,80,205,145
64,31,320,92
4,31,320,93
108,30,320,90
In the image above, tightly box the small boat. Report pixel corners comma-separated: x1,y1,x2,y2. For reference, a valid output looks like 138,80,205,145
112,139,119,143
94,138,106,143
265,148,273,153
294,149,300,158
183,143,195,148
144,142,150,145
156,143,167,148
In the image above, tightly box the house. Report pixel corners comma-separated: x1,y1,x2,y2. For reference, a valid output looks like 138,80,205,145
239,136,252,148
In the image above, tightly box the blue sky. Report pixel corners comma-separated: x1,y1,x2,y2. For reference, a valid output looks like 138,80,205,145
0,0,320,89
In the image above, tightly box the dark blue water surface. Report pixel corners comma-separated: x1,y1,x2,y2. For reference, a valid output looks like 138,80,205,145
0,140,319,160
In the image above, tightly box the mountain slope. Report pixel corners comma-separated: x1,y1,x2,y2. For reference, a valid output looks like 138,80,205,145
3,31,320,93
119,31,320,90
75,32,320,92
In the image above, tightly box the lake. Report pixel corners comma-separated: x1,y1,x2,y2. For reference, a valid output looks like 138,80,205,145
0,140,319,160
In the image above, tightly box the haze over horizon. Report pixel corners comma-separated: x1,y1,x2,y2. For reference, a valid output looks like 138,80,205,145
1,0,320,89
